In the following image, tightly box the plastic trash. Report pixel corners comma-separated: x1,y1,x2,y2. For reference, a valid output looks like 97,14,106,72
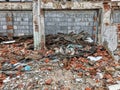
85,37,94,43
24,65,31,71
3,77,10,83
87,56,102,61
67,44,82,49
66,44,82,55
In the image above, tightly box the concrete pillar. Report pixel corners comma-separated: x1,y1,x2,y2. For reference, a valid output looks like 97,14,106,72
33,0,45,50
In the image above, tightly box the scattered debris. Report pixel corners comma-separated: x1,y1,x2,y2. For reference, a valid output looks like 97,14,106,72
0,32,120,89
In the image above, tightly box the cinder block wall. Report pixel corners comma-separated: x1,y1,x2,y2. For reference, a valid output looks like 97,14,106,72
45,10,98,35
0,12,7,36
0,11,33,37
0,2,32,38
13,11,33,36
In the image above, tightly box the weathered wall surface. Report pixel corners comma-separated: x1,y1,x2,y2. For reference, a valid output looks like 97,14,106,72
0,11,33,36
102,2,120,60
33,0,120,60
0,2,32,39
44,10,98,39
0,2,32,10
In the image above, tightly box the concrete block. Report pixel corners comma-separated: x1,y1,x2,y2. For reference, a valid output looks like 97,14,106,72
24,26,29,29
14,22,20,25
20,22,28,25
29,22,33,26
0,13,6,17
14,26,17,30
16,18,21,21
7,22,13,25
46,22,55,26
67,23,73,26
24,18,29,21
56,13,64,17
1,22,6,25
7,13,12,17
3,25,7,30
60,26,68,30
0,18,6,21
74,26,81,30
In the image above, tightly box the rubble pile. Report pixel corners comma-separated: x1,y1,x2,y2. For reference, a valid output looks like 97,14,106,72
0,32,120,90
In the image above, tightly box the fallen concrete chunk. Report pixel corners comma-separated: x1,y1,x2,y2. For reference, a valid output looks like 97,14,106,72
75,78,83,83
3,77,10,83
87,56,102,61
1,40,15,44
108,84,120,90
84,37,94,43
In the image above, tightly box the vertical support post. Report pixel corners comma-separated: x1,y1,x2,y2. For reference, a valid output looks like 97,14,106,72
33,0,45,50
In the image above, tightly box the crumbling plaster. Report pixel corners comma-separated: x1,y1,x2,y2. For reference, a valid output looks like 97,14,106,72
0,2,32,10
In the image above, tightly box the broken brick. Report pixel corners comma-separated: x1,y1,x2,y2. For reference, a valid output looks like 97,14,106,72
85,87,92,90
44,58,50,63
45,78,53,85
